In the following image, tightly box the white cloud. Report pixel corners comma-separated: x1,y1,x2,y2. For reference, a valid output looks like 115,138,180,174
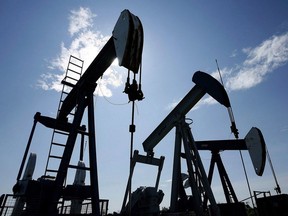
197,96,218,106
210,66,233,83
226,32,288,91
38,7,123,97
167,31,288,110
69,7,96,36
96,68,123,97
38,73,64,92
49,31,110,73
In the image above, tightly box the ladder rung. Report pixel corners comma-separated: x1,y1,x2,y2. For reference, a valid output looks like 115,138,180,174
67,68,82,76
54,130,69,136
51,142,65,147
69,62,83,69
66,72,80,78
70,55,84,63
62,91,69,95
49,155,62,159
61,80,75,88
46,169,58,173
68,164,90,171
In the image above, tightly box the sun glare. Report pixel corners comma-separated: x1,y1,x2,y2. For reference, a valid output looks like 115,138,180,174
112,58,119,66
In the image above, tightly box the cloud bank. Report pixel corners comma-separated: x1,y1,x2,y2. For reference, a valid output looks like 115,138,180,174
168,31,288,109
226,32,288,91
39,7,288,102
38,7,123,97
69,7,96,36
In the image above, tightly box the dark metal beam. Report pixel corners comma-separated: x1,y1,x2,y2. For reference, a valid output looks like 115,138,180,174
87,91,101,216
142,85,206,155
142,71,232,155
35,113,87,134
58,37,116,121
195,139,247,151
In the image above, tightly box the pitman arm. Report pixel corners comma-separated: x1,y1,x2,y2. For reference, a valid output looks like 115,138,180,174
142,71,231,156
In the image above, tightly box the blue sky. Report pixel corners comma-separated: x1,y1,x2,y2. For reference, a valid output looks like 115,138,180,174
0,0,288,213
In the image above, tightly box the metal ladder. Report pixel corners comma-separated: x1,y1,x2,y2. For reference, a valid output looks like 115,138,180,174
44,55,84,179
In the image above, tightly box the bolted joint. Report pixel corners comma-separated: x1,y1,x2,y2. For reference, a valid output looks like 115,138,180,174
129,124,136,133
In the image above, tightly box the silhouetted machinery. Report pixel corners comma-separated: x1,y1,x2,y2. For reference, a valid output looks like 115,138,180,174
0,9,285,216
137,72,267,216
1,9,144,216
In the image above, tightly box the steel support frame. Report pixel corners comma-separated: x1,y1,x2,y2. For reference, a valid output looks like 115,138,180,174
170,117,220,216
170,124,182,212
209,151,238,204
121,150,165,213
50,86,100,216
87,91,101,216
203,150,239,210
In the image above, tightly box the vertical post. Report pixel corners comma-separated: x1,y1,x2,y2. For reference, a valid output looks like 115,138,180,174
87,92,101,216
51,94,87,214
170,125,182,212
128,92,137,216
17,112,40,181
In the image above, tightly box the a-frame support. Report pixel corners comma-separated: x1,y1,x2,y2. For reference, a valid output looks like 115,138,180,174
50,83,101,216
121,150,165,213
207,151,238,204
170,117,220,216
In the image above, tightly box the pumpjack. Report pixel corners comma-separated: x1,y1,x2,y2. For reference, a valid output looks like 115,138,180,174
0,8,283,216
0,9,144,216
137,71,267,216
